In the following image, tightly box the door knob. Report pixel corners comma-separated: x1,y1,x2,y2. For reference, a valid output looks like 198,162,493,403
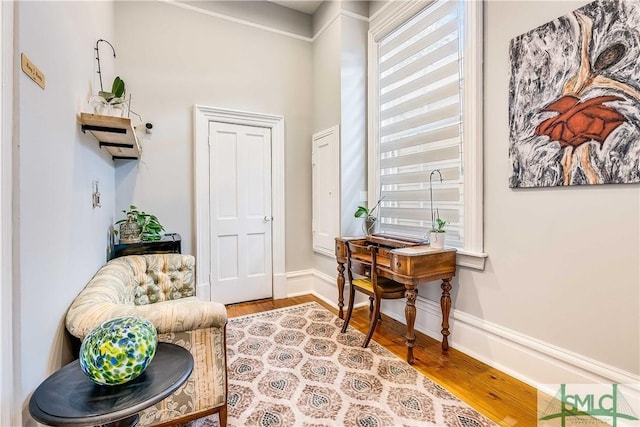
263,216,272,222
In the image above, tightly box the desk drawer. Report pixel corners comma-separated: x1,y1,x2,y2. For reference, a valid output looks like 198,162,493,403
390,250,456,277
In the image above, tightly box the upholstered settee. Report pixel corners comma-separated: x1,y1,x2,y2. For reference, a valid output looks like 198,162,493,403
65,254,227,426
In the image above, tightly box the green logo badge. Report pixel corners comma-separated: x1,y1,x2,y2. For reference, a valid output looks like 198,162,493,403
539,384,638,426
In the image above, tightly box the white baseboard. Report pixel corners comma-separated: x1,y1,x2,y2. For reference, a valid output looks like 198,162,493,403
285,269,316,298
286,269,640,404
382,297,640,401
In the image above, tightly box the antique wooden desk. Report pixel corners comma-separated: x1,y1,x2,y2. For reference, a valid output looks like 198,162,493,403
335,234,456,364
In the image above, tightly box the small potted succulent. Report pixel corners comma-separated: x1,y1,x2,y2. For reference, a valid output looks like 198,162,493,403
115,205,165,243
429,210,447,249
354,197,384,235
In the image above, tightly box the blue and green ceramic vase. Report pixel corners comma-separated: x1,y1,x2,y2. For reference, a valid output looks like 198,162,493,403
79,316,158,386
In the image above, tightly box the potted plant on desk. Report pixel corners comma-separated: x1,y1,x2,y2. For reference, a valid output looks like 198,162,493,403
115,205,165,243
429,211,447,249
354,197,384,235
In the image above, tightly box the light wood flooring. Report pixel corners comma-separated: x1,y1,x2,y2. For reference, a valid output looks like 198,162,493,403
226,294,538,426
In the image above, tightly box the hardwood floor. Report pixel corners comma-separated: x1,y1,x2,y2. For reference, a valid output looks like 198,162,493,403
226,294,538,426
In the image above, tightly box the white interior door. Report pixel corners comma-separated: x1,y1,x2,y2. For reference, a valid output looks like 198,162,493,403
209,121,272,304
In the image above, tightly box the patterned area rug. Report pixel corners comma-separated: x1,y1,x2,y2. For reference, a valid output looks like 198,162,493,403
183,302,497,427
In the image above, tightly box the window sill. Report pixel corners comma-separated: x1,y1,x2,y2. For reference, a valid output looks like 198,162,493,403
455,249,487,270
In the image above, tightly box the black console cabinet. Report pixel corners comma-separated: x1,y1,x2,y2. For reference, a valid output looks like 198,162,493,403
111,233,182,260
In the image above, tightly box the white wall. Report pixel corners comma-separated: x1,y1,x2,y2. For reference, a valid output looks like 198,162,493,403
113,1,314,272
339,15,367,240
312,17,341,133
312,7,368,276
476,0,639,377
16,0,116,419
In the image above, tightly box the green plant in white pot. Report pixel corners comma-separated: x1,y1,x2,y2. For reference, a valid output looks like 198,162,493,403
429,214,447,249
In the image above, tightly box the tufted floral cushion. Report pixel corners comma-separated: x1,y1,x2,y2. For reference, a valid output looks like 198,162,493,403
65,254,226,340
121,255,196,305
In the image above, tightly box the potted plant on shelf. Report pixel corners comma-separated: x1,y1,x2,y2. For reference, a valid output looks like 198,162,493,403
90,76,128,117
354,197,384,235
115,205,165,243
429,210,447,249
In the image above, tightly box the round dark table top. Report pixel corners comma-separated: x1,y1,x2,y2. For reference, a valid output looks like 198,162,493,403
29,342,193,426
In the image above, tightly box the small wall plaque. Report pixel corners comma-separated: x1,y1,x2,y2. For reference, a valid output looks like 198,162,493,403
21,53,45,89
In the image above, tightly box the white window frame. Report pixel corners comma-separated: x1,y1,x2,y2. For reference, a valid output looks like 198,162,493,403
368,0,486,269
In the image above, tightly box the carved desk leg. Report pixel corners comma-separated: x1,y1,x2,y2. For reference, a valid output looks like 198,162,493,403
404,287,418,364
337,261,345,319
440,278,452,351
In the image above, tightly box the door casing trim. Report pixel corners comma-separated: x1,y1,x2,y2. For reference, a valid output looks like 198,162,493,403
1,0,16,424
194,105,286,301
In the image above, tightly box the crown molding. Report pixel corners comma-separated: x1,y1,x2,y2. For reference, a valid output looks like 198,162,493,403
160,0,370,43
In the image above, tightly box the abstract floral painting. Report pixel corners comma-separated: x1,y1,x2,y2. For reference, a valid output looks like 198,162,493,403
509,0,640,187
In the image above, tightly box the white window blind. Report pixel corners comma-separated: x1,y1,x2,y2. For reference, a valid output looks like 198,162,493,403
376,0,464,248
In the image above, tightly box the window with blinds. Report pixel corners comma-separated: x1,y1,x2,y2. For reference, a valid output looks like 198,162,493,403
376,0,464,247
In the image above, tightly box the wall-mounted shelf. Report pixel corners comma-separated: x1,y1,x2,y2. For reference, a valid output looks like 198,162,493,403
79,113,141,160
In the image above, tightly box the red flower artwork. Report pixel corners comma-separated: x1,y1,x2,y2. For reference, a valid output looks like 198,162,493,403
535,95,626,147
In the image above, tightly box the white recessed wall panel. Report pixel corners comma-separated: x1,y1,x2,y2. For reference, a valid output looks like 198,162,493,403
312,125,340,257
248,233,266,277
217,235,239,280
246,132,266,218
317,140,332,234
214,131,238,219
